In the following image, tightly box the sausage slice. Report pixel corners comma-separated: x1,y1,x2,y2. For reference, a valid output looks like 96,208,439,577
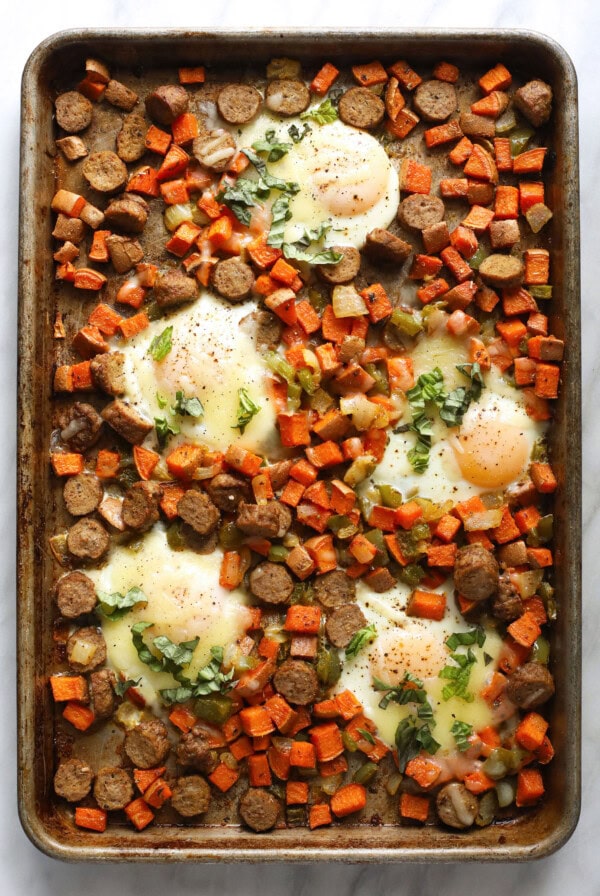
63,473,103,517
122,481,161,531
177,489,220,535
505,662,555,709
453,543,499,602
90,351,126,396
105,234,144,274
239,788,280,832
145,85,189,126
217,84,262,124
104,195,149,234
318,246,361,285
56,570,98,618
491,574,524,622
60,402,103,452
265,79,310,116
249,562,294,605
67,518,110,562
101,400,153,445
273,659,319,705
171,775,211,817
82,151,128,194
90,668,118,719
364,229,413,265
176,725,218,774
154,269,198,308
436,782,478,829
55,91,93,133
478,254,525,289
206,473,251,511
93,767,134,811
339,87,385,130
54,758,94,802
116,113,148,163
124,719,170,769
66,625,107,673
398,194,445,231
192,130,237,172
104,79,139,112
325,603,367,648
212,258,255,303
513,79,553,127
236,501,292,539
314,569,356,610
413,80,457,122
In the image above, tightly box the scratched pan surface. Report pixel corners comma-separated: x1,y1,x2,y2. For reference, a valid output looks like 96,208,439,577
17,28,580,862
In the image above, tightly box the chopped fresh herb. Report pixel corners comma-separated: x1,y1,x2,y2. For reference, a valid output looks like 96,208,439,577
395,716,440,773
439,648,478,702
114,677,142,698
282,243,343,265
156,392,168,409
154,416,180,446
451,720,474,751
301,99,338,125
357,727,376,745
217,177,262,226
373,672,434,721
159,646,235,704
484,652,493,666
445,628,486,650
252,129,292,162
439,363,485,427
172,390,204,418
345,623,377,660
234,387,261,434
288,122,311,143
148,326,173,362
267,195,293,248
96,586,147,621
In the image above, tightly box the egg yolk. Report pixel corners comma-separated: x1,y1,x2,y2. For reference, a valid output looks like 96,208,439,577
310,141,389,217
370,626,449,682
452,420,529,488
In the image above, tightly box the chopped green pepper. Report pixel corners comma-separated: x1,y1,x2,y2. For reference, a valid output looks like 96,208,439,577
194,694,234,726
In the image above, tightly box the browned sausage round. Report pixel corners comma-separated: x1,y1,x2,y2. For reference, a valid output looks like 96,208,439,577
265,79,310,116
82,151,128,194
104,195,149,234
89,668,118,719
212,258,255,303
101,399,153,445
436,782,478,829
67,518,110,562
90,351,126,396
478,254,525,289
339,87,385,130
241,309,283,352
63,473,103,517
54,758,94,802
192,130,237,172
116,112,148,163
273,658,319,706
453,543,499,602
122,481,161,531
236,501,292,539
60,402,103,452
249,562,294,605
93,767,134,811
171,775,211,817
398,194,445,231
105,79,139,112
325,603,367,648
314,569,356,610
490,574,523,622
265,459,294,491
318,246,361,285
105,234,144,274
505,662,555,709
459,111,496,139
364,229,413,265
513,79,553,127
145,85,189,126
239,788,280,832
55,91,93,133
56,570,97,618
206,473,251,511
124,719,170,769
413,80,457,122
217,84,262,124
154,269,198,308
177,489,220,535
66,625,107,673
176,725,219,774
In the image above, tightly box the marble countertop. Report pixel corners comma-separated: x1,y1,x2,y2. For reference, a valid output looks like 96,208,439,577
5,2,597,893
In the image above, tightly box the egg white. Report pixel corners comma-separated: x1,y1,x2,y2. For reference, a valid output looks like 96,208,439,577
236,113,400,249
116,292,280,458
86,525,252,711
337,577,504,751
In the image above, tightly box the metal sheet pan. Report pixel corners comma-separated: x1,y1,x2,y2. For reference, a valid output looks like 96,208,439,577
17,27,581,862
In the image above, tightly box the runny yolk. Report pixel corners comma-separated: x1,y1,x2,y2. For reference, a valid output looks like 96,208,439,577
452,420,529,489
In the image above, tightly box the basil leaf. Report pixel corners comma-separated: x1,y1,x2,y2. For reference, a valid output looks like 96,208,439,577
114,677,142,698
439,649,477,702
282,243,343,265
288,122,311,143
148,326,173,362
301,99,338,125
373,672,432,714
153,635,199,668
97,586,147,621
172,390,204,418
159,646,234,704
251,132,292,162
416,724,441,755
234,387,261,434
267,195,292,248
159,686,194,705
154,416,180,446
345,623,377,660
131,622,163,672
156,392,168,409
445,628,486,650
217,177,261,226
395,718,421,773
131,622,198,679
451,720,474,752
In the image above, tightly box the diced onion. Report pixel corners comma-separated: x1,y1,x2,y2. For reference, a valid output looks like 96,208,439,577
332,285,368,318
69,637,98,666
510,569,544,598
164,203,194,232
463,509,504,531
339,394,379,431
344,455,378,487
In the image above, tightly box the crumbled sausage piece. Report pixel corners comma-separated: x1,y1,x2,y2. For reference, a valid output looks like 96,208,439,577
206,473,251,512
154,269,198,308
506,662,555,709
422,221,450,255
66,625,107,673
217,84,262,124
248,309,283,351
101,399,153,445
364,229,413,264
453,543,499,602
55,91,93,133
339,335,365,364
236,501,292,539
105,234,144,273
145,85,189,126
56,135,88,161
82,151,128,194
513,79,553,127
104,79,139,112
60,402,103,452
171,775,211,817
54,758,94,802
90,351,126,396
56,570,98,618
176,726,218,774
177,489,220,535
489,220,520,250
124,719,170,769
338,87,385,129
273,659,319,705
249,562,295,605
94,767,134,811
265,79,310,116
122,481,161,531
103,195,149,234
318,246,361,285
212,257,255,302
116,113,148,162
239,788,280,832
192,130,237,172
67,518,110,562
63,473,103,517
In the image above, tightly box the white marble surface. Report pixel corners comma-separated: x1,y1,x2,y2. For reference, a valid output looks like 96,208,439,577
4,1,598,892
